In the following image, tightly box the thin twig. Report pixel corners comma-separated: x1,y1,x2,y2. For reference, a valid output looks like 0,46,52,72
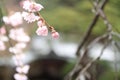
112,41,119,80
76,0,108,56
65,33,108,80
75,40,109,80
111,31,120,39
91,0,112,32
65,1,108,80
92,0,119,80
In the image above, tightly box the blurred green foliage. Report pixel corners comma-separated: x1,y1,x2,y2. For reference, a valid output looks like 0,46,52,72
37,0,120,36
0,8,3,27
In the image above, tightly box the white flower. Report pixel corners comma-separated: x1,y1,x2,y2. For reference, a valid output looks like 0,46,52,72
3,12,23,27
22,0,44,12
14,73,28,80
22,12,40,23
9,28,30,42
22,0,31,11
3,16,10,24
0,41,6,51
15,43,27,49
16,65,30,74
9,12,23,27
0,35,8,42
9,47,22,54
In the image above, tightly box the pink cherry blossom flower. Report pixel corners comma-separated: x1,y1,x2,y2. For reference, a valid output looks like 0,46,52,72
29,2,44,12
3,16,10,24
36,26,48,36
0,35,9,42
14,73,28,80
12,54,25,66
0,27,6,35
9,43,27,54
22,0,31,11
0,27,8,42
16,65,30,74
9,12,23,27
3,12,23,27
9,47,22,54
0,41,6,51
37,20,43,27
9,28,30,42
52,32,59,39
22,12,40,23
13,56,23,66
15,42,27,49
22,0,44,12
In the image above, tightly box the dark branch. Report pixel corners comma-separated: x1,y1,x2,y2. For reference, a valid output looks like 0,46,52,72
76,0,108,56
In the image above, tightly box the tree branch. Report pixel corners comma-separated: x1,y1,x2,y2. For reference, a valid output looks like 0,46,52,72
76,0,108,56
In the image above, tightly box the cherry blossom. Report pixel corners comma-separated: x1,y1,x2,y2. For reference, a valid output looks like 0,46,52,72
9,47,22,54
22,12,40,23
12,53,26,66
0,41,6,51
29,2,44,12
37,19,44,27
3,16,10,24
15,43,27,49
0,27,6,35
22,0,31,11
0,27,8,42
9,28,30,42
52,31,59,39
36,26,48,36
22,0,44,12
9,43,26,54
14,73,28,80
16,65,30,74
1,0,60,80
0,35,8,42
0,27,8,51
3,12,23,27
13,56,24,66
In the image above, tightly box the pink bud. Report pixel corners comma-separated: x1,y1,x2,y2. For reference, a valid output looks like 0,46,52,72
36,26,48,36
0,27,6,35
37,20,43,27
52,32,59,39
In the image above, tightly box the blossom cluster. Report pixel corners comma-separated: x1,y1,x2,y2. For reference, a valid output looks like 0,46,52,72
0,0,59,80
21,0,59,39
2,12,30,80
3,12,23,27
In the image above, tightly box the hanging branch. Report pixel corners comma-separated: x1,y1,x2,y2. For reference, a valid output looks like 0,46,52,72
92,0,119,80
76,0,108,56
65,1,108,80
65,32,109,80
75,40,109,80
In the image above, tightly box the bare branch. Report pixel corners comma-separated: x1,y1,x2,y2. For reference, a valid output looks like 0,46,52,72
76,0,108,56
76,41,109,80
65,33,108,80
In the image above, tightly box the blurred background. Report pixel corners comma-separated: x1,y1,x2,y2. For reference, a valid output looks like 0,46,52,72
0,0,120,80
